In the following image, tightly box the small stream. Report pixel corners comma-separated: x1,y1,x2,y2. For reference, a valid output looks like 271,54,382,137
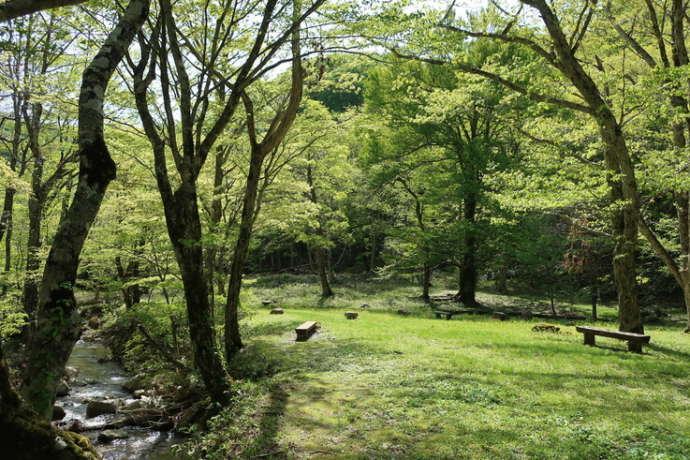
56,340,185,459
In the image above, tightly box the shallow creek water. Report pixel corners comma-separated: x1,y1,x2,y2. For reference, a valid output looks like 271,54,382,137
56,340,185,459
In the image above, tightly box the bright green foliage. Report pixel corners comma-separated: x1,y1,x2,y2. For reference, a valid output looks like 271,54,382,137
361,56,520,285
281,100,355,255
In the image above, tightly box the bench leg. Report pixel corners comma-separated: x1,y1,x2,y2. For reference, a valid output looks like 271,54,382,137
435,313,441,319
445,315,451,320
628,341,642,353
583,332,595,346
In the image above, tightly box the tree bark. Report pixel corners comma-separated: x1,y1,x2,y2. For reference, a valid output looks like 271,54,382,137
458,191,479,307
164,182,230,405
225,145,265,359
421,263,431,302
115,255,142,309
21,0,149,419
683,281,690,333
314,247,334,298
1,189,15,286
1,343,97,459
0,0,88,21
21,188,42,323
0,188,16,247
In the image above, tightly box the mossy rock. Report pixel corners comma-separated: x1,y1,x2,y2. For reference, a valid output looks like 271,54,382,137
151,370,186,394
57,430,100,460
122,373,150,393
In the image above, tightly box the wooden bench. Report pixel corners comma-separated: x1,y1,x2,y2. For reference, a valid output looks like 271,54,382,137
434,310,460,320
344,311,358,320
576,326,650,353
295,321,320,342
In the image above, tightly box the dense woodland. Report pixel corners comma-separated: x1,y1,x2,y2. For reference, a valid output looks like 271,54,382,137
0,0,689,458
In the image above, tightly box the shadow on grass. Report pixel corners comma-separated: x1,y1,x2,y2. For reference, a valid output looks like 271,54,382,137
244,384,290,459
646,343,690,360
243,319,304,338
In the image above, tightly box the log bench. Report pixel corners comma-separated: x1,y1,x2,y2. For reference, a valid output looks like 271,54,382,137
434,310,460,320
295,321,320,342
575,326,650,353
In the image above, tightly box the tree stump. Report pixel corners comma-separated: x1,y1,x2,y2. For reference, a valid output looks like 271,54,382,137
344,311,358,320
532,323,560,333
270,308,284,315
397,309,411,316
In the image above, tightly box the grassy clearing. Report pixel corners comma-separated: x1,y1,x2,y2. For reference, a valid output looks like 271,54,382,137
193,276,690,459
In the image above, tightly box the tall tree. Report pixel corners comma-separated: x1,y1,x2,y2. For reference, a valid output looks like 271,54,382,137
364,59,515,305
21,0,150,419
366,0,644,331
602,0,690,332
134,0,324,396
225,0,319,359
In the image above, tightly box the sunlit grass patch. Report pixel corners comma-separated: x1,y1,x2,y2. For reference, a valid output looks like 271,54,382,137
195,276,690,459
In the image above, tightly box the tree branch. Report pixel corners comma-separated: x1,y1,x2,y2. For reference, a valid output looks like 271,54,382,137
0,0,87,21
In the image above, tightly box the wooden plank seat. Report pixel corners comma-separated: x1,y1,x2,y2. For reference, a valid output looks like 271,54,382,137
295,321,320,342
575,326,650,353
434,310,460,320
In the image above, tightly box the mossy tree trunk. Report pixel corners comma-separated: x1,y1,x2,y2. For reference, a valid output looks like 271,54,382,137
21,0,150,419
1,343,97,459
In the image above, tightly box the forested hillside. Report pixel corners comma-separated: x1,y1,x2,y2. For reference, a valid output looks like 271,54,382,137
0,1,689,458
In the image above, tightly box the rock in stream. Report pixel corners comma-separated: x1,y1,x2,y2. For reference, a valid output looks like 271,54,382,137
56,339,185,459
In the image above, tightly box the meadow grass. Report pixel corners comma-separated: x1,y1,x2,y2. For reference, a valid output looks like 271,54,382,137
206,275,690,459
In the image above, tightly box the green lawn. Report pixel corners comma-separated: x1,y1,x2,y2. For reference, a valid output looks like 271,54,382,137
194,278,690,459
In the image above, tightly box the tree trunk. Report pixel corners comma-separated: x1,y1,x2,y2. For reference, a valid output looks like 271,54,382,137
369,229,377,272
0,344,98,460
224,0,308,362
528,0,642,333
115,255,142,309
2,190,15,292
603,138,641,333
315,247,334,298
591,285,598,321
421,263,431,302
21,0,149,419
459,192,479,307
166,183,229,405
22,190,43,322
0,188,16,246
225,149,264,361
206,147,227,323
